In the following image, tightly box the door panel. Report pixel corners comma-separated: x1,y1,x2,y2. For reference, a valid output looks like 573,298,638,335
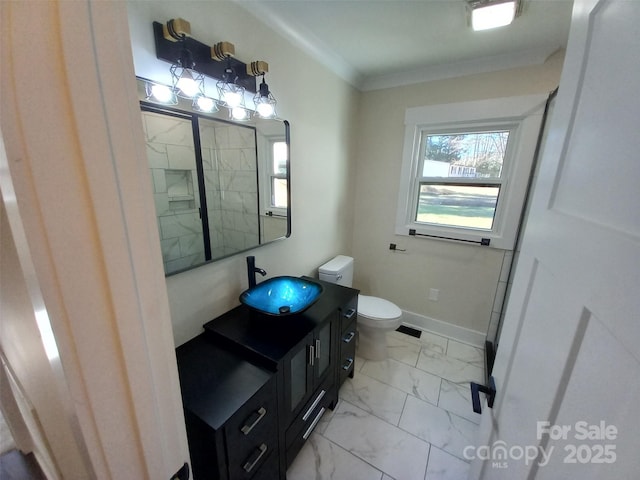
538,317,640,478
471,1,640,478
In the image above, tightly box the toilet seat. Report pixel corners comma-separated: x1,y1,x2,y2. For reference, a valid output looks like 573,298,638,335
357,295,402,328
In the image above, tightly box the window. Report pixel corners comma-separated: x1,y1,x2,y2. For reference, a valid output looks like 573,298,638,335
396,95,547,249
270,140,288,210
259,137,288,217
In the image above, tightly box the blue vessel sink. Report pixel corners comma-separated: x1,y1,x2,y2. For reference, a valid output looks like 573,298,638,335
239,276,323,316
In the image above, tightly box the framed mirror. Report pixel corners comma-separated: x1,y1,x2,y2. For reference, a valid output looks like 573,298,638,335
137,78,290,275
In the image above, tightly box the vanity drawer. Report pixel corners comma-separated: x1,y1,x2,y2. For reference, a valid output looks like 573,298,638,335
225,376,278,479
285,374,334,452
339,297,358,333
249,450,279,480
339,320,357,385
285,386,331,468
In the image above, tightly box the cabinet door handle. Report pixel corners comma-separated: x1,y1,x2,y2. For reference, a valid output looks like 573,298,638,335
303,407,325,440
302,389,326,421
240,407,267,435
342,357,354,371
315,339,321,359
242,443,267,473
308,345,315,366
343,308,356,320
343,331,355,343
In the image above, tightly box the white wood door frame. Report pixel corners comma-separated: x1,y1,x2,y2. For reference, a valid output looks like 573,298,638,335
1,1,190,478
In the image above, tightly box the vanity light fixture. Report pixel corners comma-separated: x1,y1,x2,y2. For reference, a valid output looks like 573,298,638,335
467,0,521,31
165,19,205,98
152,18,280,119
251,60,277,119
212,41,246,110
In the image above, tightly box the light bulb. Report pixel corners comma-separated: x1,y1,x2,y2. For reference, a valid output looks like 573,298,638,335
256,102,275,118
177,70,199,97
231,107,249,120
196,96,216,112
472,1,516,31
223,89,243,108
151,84,173,103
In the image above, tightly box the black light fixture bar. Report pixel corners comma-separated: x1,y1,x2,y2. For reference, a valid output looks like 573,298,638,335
152,21,257,94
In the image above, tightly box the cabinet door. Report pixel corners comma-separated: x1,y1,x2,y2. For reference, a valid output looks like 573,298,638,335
283,333,314,421
314,318,333,383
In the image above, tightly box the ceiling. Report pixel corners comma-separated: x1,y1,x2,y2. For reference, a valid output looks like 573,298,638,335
238,0,574,91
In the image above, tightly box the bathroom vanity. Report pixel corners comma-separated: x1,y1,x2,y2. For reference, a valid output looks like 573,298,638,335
176,277,358,480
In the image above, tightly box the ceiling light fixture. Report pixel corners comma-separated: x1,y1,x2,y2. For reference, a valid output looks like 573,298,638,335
468,0,521,31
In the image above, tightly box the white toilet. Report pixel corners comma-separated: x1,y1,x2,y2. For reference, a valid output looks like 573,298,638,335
318,255,402,361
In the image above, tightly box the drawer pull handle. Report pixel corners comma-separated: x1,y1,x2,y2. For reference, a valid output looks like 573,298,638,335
342,358,354,371
303,407,325,440
343,331,355,343
302,389,326,421
243,443,267,473
240,406,267,435
343,308,356,320
315,339,321,359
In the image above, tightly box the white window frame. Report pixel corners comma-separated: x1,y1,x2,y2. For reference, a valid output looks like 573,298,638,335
258,135,288,218
395,94,547,250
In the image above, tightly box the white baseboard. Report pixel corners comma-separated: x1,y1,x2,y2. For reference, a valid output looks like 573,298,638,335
400,310,486,348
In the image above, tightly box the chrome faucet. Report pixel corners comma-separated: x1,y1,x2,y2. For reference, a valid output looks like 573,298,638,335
246,256,267,288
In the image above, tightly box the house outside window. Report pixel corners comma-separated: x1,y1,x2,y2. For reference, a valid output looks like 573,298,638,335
395,95,548,250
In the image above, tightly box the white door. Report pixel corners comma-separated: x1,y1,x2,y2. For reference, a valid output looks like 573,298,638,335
469,0,640,478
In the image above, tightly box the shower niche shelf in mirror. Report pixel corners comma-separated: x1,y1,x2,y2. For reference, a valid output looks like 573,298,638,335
137,78,290,276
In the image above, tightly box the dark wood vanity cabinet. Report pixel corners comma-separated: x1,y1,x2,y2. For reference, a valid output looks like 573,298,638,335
175,335,279,480
178,278,358,479
282,313,338,467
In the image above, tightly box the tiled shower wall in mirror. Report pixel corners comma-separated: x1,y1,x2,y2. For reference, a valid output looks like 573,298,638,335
199,118,259,259
141,111,259,274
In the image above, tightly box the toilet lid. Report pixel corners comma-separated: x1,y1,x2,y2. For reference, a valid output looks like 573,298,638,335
358,295,402,320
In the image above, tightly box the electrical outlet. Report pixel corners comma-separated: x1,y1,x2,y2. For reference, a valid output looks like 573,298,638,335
428,288,439,301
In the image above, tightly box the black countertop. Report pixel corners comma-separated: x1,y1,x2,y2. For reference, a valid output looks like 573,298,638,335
175,334,274,430
203,277,359,369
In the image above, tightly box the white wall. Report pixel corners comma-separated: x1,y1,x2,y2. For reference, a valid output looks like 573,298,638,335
351,51,565,338
127,1,359,346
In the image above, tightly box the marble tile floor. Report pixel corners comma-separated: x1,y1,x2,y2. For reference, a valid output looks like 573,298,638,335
287,329,485,480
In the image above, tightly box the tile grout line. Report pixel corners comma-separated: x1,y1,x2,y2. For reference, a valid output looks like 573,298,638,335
327,399,434,477
335,397,474,464
313,430,388,479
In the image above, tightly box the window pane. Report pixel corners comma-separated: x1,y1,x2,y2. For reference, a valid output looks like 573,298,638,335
422,131,509,179
416,184,499,230
272,178,288,208
273,141,288,174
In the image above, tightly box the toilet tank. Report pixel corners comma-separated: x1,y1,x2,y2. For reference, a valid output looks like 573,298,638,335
318,255,354,287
